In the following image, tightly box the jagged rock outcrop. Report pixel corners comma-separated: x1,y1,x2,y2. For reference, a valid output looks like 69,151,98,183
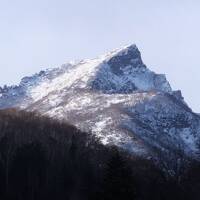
0,44,200,159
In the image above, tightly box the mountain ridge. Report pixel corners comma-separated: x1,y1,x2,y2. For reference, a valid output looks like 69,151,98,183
0,44,200,160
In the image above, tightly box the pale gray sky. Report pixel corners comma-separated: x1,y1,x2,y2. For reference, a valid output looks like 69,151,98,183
0,0,200,112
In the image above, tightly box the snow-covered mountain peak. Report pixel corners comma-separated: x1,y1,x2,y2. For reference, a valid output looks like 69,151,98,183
97,44,143,68
1,44,199,161
0,44,172,106
89,44,172,94
100,44,138,58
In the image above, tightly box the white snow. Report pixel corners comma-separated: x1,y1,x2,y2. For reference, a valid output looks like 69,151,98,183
0,44,199,159
29,58,103,102
46,94,63,107
26,44,171,103
93,117,112,134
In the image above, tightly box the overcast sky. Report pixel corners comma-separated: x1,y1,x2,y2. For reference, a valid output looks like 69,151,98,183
0,0,200,112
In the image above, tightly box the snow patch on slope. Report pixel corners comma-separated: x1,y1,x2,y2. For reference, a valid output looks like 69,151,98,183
1,44,199,159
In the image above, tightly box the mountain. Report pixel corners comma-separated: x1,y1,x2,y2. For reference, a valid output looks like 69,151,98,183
1,44,200,160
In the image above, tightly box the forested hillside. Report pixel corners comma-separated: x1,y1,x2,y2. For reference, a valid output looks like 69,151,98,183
0,110,199,200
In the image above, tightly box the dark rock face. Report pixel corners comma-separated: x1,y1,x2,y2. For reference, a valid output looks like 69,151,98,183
107,45,145,75
90,78,138,94
172,90,184,101
90,45,171,94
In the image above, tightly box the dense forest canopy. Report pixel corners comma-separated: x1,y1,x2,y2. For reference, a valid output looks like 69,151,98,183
0,109,199,200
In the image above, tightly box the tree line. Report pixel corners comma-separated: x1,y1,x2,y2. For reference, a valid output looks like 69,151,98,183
0,109,199,200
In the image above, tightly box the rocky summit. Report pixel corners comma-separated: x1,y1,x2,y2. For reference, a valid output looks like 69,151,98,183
0,44,200,160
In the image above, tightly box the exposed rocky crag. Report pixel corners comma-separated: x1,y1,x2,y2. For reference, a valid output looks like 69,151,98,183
1,44,200,159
